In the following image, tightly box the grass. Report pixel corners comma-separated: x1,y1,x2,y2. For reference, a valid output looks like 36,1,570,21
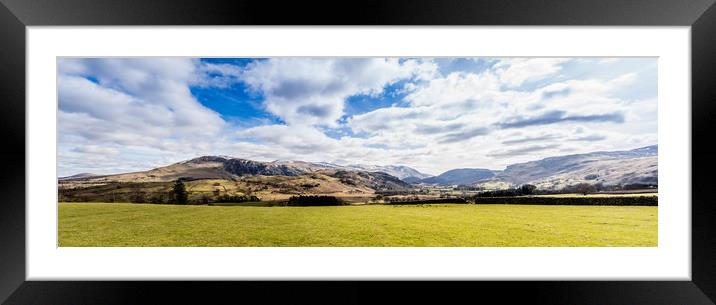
58,202,657,247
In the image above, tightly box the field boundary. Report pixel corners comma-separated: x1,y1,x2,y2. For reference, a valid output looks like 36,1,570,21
472,196,657,206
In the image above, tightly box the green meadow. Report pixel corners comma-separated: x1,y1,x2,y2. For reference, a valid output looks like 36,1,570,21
58,202,657,247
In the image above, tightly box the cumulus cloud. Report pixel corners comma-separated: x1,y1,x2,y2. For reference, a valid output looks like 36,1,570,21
338,59,653,172
58,57,657,176
57,58,230,175
494,58,570,87
240,58,438,126
237,124,339,154
348,106,430,135
404,71,501,107
58,58,225,141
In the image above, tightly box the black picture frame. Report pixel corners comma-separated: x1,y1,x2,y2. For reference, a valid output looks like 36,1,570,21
1,0,715,304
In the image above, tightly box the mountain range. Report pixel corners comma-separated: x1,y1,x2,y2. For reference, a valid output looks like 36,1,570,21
408,145,657,189
61,145,657,192
269,160,432,180
480,145,657,189
420,168,495,185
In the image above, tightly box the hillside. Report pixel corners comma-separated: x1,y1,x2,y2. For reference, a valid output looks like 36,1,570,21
62,156,427,186
58,173,97,180
477,145,658,190
59,145,658,202
404,145,657,189
420,168,496,185
59,156,413,202
64,156,315,184
343,164,432,180
271,160,432,180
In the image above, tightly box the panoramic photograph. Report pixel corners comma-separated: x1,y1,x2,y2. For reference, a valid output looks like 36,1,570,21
57,57,657,247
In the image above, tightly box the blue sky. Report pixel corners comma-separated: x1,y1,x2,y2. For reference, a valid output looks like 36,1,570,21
57,57,657,176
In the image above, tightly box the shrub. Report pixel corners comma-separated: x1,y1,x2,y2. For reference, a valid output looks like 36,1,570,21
623,183,657,190
520,184,537,195
215,194,260,203
384,198,468,205
476,188,521,197
149,194,166,204
286,195,346,206
472,196,657,206
129,192,147,204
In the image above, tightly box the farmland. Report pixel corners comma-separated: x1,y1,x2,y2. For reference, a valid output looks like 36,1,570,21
59,202,657,247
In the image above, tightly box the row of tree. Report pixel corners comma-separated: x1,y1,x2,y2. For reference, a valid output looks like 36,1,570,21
474,183,605,197
474,184,538,197
134,180,249,205
286,195,346,206
122,181,188,204
473,182,657,197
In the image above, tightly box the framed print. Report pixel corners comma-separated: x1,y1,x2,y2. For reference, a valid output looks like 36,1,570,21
2,0,716,304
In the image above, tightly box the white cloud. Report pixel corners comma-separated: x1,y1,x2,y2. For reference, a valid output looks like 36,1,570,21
609,72,637,86
239,58,438,126
58,58,225,139
404,71,502,107
238,124,339,154
494,58,570,87
349,106,429,134
192,61,243,88
342,65,654,173
57,58,657,176
599,58,619,64
71,145,120,155
57,58,229,176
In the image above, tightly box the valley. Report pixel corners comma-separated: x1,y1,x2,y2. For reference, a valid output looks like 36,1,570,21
59,145,658,204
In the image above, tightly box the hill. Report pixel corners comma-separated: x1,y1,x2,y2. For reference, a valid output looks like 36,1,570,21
271,161,432,180
58,173,97,180
420,168,496,185
58,145,658,202
58,156,413,202
406,145,657,189
477,145,658,190
343,164,432,180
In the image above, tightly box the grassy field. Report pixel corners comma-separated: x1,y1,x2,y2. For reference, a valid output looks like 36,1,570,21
59,202,657,247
